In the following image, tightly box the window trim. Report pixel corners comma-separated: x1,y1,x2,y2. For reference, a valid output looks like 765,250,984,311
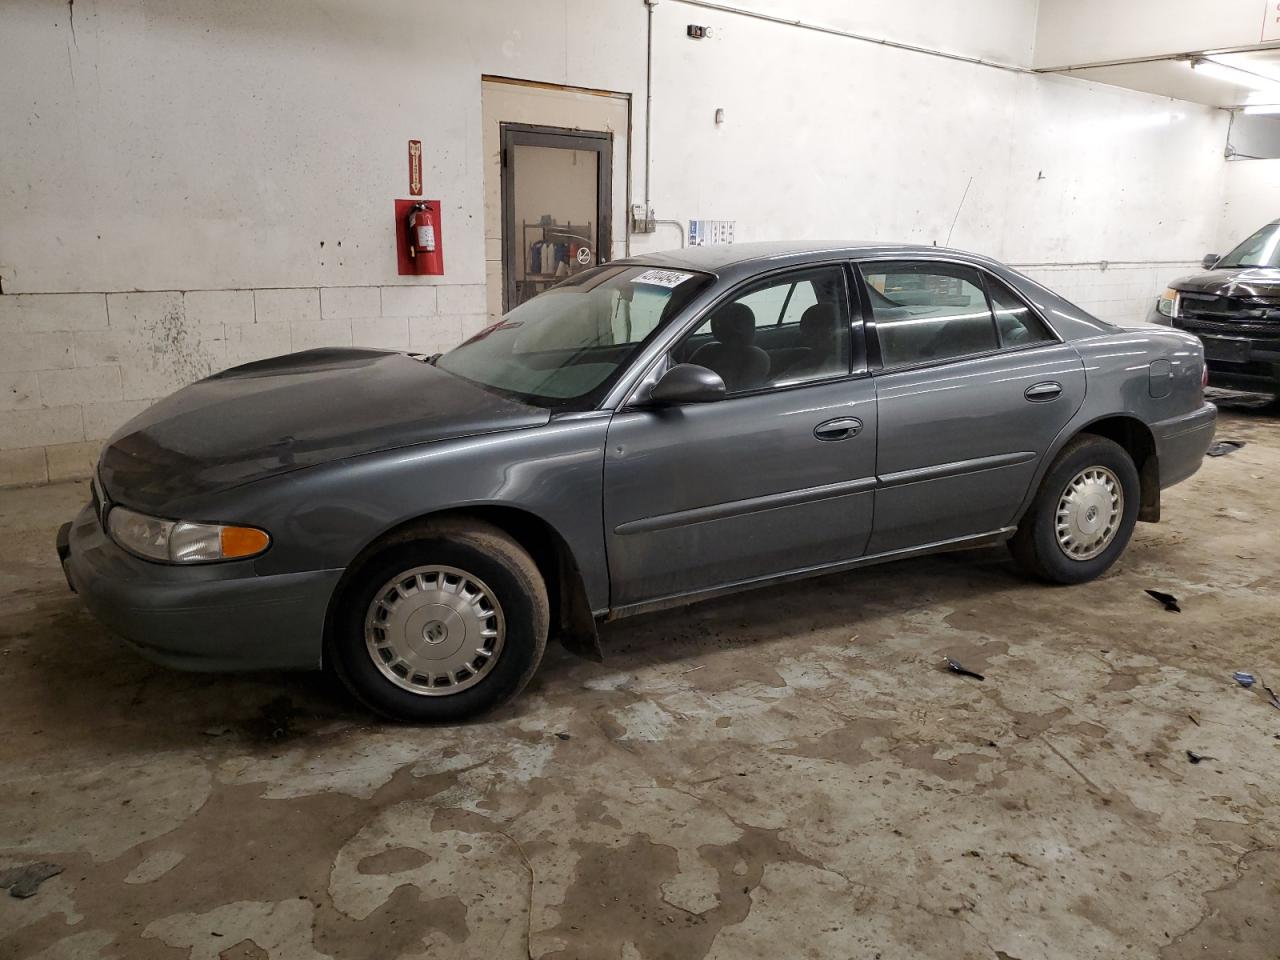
621,259,869,408
852,256,1063,376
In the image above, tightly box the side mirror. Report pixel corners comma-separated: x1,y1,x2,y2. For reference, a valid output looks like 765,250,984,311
648,363,727,405
1202,253,1220,270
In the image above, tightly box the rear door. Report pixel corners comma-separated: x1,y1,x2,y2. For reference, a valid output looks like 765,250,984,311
859,260,1086,555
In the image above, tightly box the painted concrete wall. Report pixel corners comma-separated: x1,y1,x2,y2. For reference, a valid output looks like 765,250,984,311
0,0,1238,485
1220,159,1280,252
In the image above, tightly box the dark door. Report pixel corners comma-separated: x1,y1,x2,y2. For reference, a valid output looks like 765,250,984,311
603,264,877,608
500,123,612,311
858,260,1086,555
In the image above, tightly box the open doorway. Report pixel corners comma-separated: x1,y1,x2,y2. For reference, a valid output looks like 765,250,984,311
481,77,630,322
501,124,612,310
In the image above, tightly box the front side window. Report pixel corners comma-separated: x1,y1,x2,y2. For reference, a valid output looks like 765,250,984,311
437,265,712,406
673,266,853,392
861,262,998,367
1217,222,1280,269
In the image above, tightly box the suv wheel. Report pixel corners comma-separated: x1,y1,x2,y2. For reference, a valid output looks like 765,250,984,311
1010,434,1140,584
330,520,548,722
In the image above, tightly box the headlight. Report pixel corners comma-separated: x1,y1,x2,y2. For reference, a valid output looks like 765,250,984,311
1156,288,1179,319
107,506,270,563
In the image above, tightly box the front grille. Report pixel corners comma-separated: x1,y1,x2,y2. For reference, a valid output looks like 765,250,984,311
1178,292,1280,332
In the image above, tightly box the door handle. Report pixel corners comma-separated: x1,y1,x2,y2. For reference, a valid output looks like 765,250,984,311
814,417,863,441
1024,381,1062,402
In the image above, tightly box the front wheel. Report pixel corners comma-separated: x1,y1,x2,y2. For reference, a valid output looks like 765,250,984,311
1009,435,1140,584
329,520,548,722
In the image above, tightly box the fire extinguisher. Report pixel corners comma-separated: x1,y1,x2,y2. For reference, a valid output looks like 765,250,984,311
406,202,436,258
403,200,443,275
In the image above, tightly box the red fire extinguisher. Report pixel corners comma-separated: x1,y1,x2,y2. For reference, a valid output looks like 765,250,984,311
404,201,443,275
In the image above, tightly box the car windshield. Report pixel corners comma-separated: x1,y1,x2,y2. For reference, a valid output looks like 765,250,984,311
1217,222,1280,268
436,264,712,406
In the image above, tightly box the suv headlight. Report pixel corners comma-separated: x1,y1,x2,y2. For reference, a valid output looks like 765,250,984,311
107,506,270,563
1155,288,1179,320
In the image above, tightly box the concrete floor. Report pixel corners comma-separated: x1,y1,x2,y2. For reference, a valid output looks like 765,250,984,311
2,396,1279,960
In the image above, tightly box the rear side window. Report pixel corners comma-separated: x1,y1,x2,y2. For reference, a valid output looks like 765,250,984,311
861,262,997,367
986,277,1055,347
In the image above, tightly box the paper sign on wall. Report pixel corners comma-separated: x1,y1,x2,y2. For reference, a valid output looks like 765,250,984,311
688,220,735,246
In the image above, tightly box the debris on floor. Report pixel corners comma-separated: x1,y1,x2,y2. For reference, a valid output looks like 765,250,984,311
1260,678,1280,711
1206,439,1246,457
0,861,63,899
244,695,303,741
1145,589,1181,612
944,657,985,681
1185,750,1214,765
1233,671,1256,688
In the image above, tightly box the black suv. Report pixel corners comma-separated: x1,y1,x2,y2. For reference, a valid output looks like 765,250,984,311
1151,219,1280,394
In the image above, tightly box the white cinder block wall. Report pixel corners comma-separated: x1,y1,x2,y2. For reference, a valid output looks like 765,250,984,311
0,0,1236,486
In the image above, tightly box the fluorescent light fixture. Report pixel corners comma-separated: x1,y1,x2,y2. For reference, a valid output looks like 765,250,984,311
1187,57,1280,104
1243,103,1280,114
1210,52,1280,86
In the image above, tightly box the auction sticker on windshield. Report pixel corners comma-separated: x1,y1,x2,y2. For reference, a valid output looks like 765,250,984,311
632,269,693,288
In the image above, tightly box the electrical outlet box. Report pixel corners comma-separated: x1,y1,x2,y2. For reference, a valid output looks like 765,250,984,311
687,24,709,39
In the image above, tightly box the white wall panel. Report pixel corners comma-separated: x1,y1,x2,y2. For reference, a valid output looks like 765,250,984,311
689,0,1040,66
631,2,1227,267
0,0,1246,477
1220,159,1280,250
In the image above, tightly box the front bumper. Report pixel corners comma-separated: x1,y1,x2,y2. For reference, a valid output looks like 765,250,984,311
1168,316,1280,394
59,504,342,672
1152,401,1217,490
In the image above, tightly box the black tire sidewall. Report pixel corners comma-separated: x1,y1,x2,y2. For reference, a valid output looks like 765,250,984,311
1027,437,1140,584
331,536,544,722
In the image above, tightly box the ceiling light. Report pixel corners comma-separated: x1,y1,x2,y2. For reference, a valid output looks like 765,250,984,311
1209,52,1280,86
1243,103,1280,114
1187,58,1280,104
1189,58,1268,88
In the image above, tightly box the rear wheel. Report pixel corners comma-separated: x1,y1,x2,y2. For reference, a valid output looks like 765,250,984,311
329,520,548,722
1010,435,1140,584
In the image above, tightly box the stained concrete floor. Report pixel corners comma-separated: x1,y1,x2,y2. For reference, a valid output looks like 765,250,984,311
2,396,1279,960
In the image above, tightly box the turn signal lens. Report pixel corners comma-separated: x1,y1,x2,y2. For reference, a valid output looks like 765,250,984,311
107,506,270,564
220,525,271,559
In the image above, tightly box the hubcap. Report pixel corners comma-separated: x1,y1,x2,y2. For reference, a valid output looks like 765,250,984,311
364,565,505,696
1055,466,1123,561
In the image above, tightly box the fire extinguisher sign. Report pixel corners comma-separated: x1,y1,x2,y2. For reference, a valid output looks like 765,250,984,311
408,140,423,196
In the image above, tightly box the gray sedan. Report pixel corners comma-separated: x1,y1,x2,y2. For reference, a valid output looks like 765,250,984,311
58,242,1216,721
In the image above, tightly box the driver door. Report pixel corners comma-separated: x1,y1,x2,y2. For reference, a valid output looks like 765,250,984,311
602,264,878,609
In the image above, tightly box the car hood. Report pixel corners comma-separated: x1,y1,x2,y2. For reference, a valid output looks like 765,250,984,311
1171,267,1280,298
98,348,549,513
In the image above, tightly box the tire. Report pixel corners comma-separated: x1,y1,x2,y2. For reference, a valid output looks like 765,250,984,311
1009,434,1140,585
328,519,548,722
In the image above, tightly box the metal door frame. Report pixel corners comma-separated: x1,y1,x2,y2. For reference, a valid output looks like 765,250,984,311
500,122,613,312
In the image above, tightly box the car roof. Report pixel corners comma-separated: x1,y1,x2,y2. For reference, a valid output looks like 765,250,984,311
610,240,1118,342
612,240,1004,277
